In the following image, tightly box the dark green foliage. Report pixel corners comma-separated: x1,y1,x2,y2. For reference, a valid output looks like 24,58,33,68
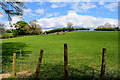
44,27,90,34
94,28,120,31
6,29,12,33
12,29,18,36
13,21,28,35
68,27,74,31
75,28,90,30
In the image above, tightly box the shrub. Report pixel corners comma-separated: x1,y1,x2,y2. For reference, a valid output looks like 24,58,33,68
2,33,14,38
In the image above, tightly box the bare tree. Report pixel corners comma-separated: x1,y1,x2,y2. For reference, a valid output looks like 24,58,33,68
97,23,117,29
0,22,6,35
29,20,42,34
67,22,73,28
0,0,26,25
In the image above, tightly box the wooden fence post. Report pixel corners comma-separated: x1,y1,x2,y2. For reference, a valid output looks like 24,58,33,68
64,44,68,79
34,50,43,80
12,53,16,78
100,48,107,78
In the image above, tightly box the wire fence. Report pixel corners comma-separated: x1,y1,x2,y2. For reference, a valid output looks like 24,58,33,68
1,45,119,79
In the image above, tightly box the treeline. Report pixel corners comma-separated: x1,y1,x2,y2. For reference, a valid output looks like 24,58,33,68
94,28,120,31
94,23,120,31
44,27,90,34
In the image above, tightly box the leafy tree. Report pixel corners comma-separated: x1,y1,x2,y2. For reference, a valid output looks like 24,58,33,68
13,21,29,35
0,1,26,25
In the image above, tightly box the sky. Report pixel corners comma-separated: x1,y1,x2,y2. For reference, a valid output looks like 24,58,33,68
0,2,118,31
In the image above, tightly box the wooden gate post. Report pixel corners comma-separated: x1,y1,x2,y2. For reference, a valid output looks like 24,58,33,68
12,53,16,78
34,50,43,80
100,48,107,78
64,44,68,79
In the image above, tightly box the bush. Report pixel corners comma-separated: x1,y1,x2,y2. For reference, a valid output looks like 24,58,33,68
2,33,14,38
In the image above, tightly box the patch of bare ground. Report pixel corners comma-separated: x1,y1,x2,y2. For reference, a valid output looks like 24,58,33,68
0,70,33,78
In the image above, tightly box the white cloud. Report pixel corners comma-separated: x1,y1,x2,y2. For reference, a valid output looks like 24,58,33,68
54,12,59,16
71,2,97,12
46,12,59,17
29,13,37,17
23,9,37,17
0,14,3,21
80,3,96,12
67,10,76,13
51,4,58,8
104,3,118,11
11,16,22,24
35,8,44,15
51,3,67,8
46,13,53,17
71,2,79,10
37,2,45,5
3,16,23,29
23,9,32,15
4,0,118,2
37,12,117,29
99,1,105,5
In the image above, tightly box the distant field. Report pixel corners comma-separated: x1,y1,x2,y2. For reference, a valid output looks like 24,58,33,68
1,31,118,79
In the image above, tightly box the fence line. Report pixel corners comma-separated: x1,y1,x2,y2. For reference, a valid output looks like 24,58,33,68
2,44,111,79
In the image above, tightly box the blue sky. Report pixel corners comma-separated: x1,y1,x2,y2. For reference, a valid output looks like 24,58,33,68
1,2,118,31
25,2,118,20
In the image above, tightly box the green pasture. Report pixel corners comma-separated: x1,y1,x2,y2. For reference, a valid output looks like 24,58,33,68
1,31,119,79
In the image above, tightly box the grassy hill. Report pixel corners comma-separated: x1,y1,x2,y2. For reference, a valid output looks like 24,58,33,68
1,31,118,79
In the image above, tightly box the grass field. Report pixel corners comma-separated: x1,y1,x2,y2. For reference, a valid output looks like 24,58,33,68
1,31,118,79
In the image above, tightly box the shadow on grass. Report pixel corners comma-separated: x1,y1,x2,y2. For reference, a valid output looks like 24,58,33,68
2,63,119,80
1,42,32,73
